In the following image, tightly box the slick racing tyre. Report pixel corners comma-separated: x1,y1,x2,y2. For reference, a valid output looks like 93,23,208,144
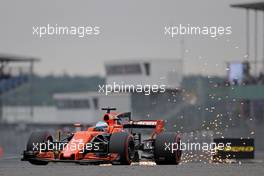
109,132,135,165
154,132,181,165
26,131,53,165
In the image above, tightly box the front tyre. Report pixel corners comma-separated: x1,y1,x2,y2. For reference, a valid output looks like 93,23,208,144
109,132,135,165
26,131,53,165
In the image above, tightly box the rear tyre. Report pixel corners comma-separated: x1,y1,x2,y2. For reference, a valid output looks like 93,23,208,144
26,131,53,165
154,132,181,165
109,132,135,165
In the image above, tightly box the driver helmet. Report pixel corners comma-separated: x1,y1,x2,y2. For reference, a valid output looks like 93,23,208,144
95,121,108,131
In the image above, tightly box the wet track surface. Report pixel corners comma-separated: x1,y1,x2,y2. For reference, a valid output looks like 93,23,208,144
0,157,264,176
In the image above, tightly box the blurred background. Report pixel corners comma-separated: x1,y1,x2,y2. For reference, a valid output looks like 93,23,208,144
0,0,263,161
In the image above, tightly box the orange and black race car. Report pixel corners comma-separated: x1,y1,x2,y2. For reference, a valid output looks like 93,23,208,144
22,108,182,165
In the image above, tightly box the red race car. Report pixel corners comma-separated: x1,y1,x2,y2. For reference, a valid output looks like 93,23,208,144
22,108,181,165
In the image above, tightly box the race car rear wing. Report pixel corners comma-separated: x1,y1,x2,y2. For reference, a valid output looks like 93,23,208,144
123,120,165,135
117,112,165,135
123,120,159,128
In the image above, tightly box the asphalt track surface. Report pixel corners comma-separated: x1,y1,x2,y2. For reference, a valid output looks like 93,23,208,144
0,157,264,176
